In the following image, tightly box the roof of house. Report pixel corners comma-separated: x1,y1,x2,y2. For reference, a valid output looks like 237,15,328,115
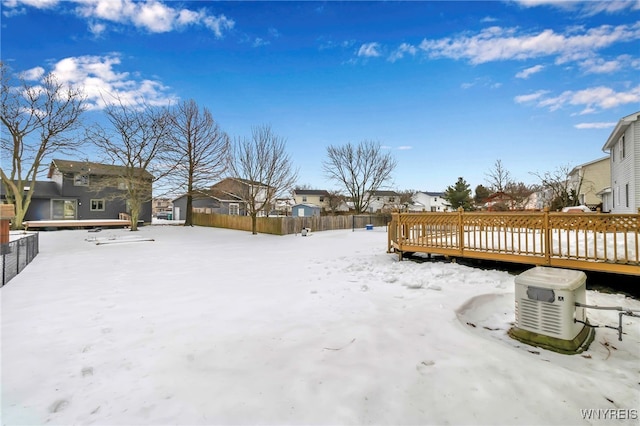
568,156,609,176
49,159,154,180
602,111,639,151
293,189,330,196
292,203,321,208
5,181,61,198
173,188,243,203
220,177,271,188
370,190,400,196
418,191,445,197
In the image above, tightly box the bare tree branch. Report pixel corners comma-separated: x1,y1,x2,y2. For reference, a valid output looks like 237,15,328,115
322,140,396,214
485,159,512,193
162,99,230,226
1,62,86,229
85,98,171,230
230,125,298,234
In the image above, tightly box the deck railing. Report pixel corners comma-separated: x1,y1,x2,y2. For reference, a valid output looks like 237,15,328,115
388,208,640,276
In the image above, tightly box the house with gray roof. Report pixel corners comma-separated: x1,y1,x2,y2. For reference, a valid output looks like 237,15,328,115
2,159,153,222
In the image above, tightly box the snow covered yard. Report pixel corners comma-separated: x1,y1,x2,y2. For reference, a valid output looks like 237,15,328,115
1,226,639,425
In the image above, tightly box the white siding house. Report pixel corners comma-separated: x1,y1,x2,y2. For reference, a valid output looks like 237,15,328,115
410,191,451,212
366,191,401,212
602,111,640,213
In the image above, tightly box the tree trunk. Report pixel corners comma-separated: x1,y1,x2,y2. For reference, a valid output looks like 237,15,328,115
184,194,193,226
129,203,140,231
251,213,257,235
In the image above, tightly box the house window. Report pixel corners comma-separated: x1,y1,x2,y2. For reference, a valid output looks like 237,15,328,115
389,197,395,202
621,135,626,159
625,184,629,208
90,199,105,211
51,199,77,220
302,196,307,202
229,203,239,216
319,196,324,202
74,174,89,186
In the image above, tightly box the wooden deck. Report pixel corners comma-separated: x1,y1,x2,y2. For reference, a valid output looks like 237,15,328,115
388,209,640,276
23,219,131,231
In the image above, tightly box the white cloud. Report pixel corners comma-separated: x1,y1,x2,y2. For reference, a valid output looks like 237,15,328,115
396,146,413,150
203,14,235,38
574,122,617,129
34,55,178,110
418,22,640,65
6,0,58,8
253,38,270,48
514,0,640,16
517,85,640,114
388,43,417,62
578,54,639,74
514,90,550,104
133,0,176,33
18,66,45,81
358,42,381,58
4,0,235,37
88,21,107,36
515,64,544,79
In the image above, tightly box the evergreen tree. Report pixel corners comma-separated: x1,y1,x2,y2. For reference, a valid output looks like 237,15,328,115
474,184,491,207
444,177,473,211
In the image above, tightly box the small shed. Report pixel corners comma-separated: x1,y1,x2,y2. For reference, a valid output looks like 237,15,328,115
292,203,321,217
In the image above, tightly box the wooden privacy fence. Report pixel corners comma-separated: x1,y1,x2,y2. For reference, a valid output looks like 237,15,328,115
193,213,389,235
388,208,640,276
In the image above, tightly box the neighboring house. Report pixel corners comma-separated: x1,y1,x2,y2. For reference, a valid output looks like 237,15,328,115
366,190,401,212
484,192,517,211
2,159,152,222
523,191,549,211
292,189,330,211
291,203,321,217
172,188,245,220
596,187,612,213
273,198,295,216
410,191,450,212
172,177,273,220
152,197,173,217
602,111,640,213
568,157,610,210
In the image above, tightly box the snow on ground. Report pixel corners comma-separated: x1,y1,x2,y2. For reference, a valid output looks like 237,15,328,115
1,225,639,425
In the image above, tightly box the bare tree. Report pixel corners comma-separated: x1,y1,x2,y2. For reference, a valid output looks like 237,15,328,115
230,125,298,235
87,99,171,230
396,189,416,211
504,181,538,210
322,140,396,214
0,63,86,229
530,164,581,210
165,99,230,226
485,159,512,193
325,190,346,214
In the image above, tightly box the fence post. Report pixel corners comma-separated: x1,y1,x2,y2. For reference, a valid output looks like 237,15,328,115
543,207,551,265
458,207,464,256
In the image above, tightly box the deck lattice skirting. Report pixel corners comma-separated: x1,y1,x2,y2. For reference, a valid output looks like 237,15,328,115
388,208,640,276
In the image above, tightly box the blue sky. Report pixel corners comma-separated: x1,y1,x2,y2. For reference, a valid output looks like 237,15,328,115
2,0,639,193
